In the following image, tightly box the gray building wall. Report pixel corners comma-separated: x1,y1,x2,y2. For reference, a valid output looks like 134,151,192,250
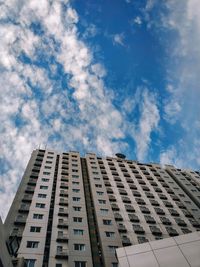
3,150,200,267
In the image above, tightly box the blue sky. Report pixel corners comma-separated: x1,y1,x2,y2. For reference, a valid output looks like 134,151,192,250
0,0,200,219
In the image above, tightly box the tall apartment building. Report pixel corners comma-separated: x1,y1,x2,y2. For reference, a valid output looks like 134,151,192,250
3,149,200,267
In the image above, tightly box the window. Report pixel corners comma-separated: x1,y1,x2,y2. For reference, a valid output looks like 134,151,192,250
108,246,118,252
73,197,81,202
41,178,49,182
72,175,79,179
72,181,79,185
105,231,115,237
73,206,81,211
94,177,100,180
112,263,118,267
103,219,112,225
46,161,52,164
56,264,62,267
27,241,39,248
33,214,43,219
74,229,84,235
40,185,48,189
44,166,51,169
48,152,54,154
30,226,41,233
74,244,85,251
72,169,78,173
74,261,86,267
35,203,45,208
73,217,82,222
97,191,104,196
72,189,80,193
100,209,109,215
43,172,50,175
38,194,47,198
98,199,106,204
95,184,102,188
24,259,36,267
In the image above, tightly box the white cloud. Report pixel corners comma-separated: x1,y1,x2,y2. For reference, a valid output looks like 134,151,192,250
0,0,129,220
134,16,142,25
113,33,125,46
127,88,160,161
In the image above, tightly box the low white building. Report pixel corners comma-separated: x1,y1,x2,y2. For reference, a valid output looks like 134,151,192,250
116,231,200,267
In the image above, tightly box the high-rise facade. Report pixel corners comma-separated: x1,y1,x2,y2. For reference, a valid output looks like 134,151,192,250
4,149,200,267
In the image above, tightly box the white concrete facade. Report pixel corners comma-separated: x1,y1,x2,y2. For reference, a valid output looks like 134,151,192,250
116,231,200,267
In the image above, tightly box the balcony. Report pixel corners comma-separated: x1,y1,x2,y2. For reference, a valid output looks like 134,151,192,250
14,216,26,225
109,195,116,202
122,237,131,246
25,186,35,194
133,225,145,234
55,249,68,259
18,204,30,213
61,176,68,182
128,214,139,223
28,178,37,186
22,194,32,203
150,226,162,236
166,227,178,237
59,190,68,197
59,200,68,206
10,229,23,238
58,221,68,229
58,209,68,217
111,204,120,211
114,213,123,221
118,224,127,233
61,171,68,176
56,234,68,242
32,166,40,172
60,183,68,189
125,205,135,213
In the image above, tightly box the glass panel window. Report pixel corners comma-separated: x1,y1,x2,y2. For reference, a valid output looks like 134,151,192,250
38,194,47,198
98,199,106,204
24,259,36,267
108,246,118,252
73,207,81,211
72,189,80,193
30,226,41,233
74,229,84,235
27,241,39,248
73,217,82,222
103,219,112,225
33,214,43,219
100,209,109,215
75,262,86,267
41,178,49,182
74,244,85,251
105,231,115,237
40,185,48,189
97,191,104,196
73,197,81,202
35,203,45,208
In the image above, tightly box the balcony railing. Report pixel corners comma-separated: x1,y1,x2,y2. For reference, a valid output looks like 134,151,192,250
58,221,68,228
55,249,68,259
14,217,26,225
18,204,30,213
57,234,68,242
